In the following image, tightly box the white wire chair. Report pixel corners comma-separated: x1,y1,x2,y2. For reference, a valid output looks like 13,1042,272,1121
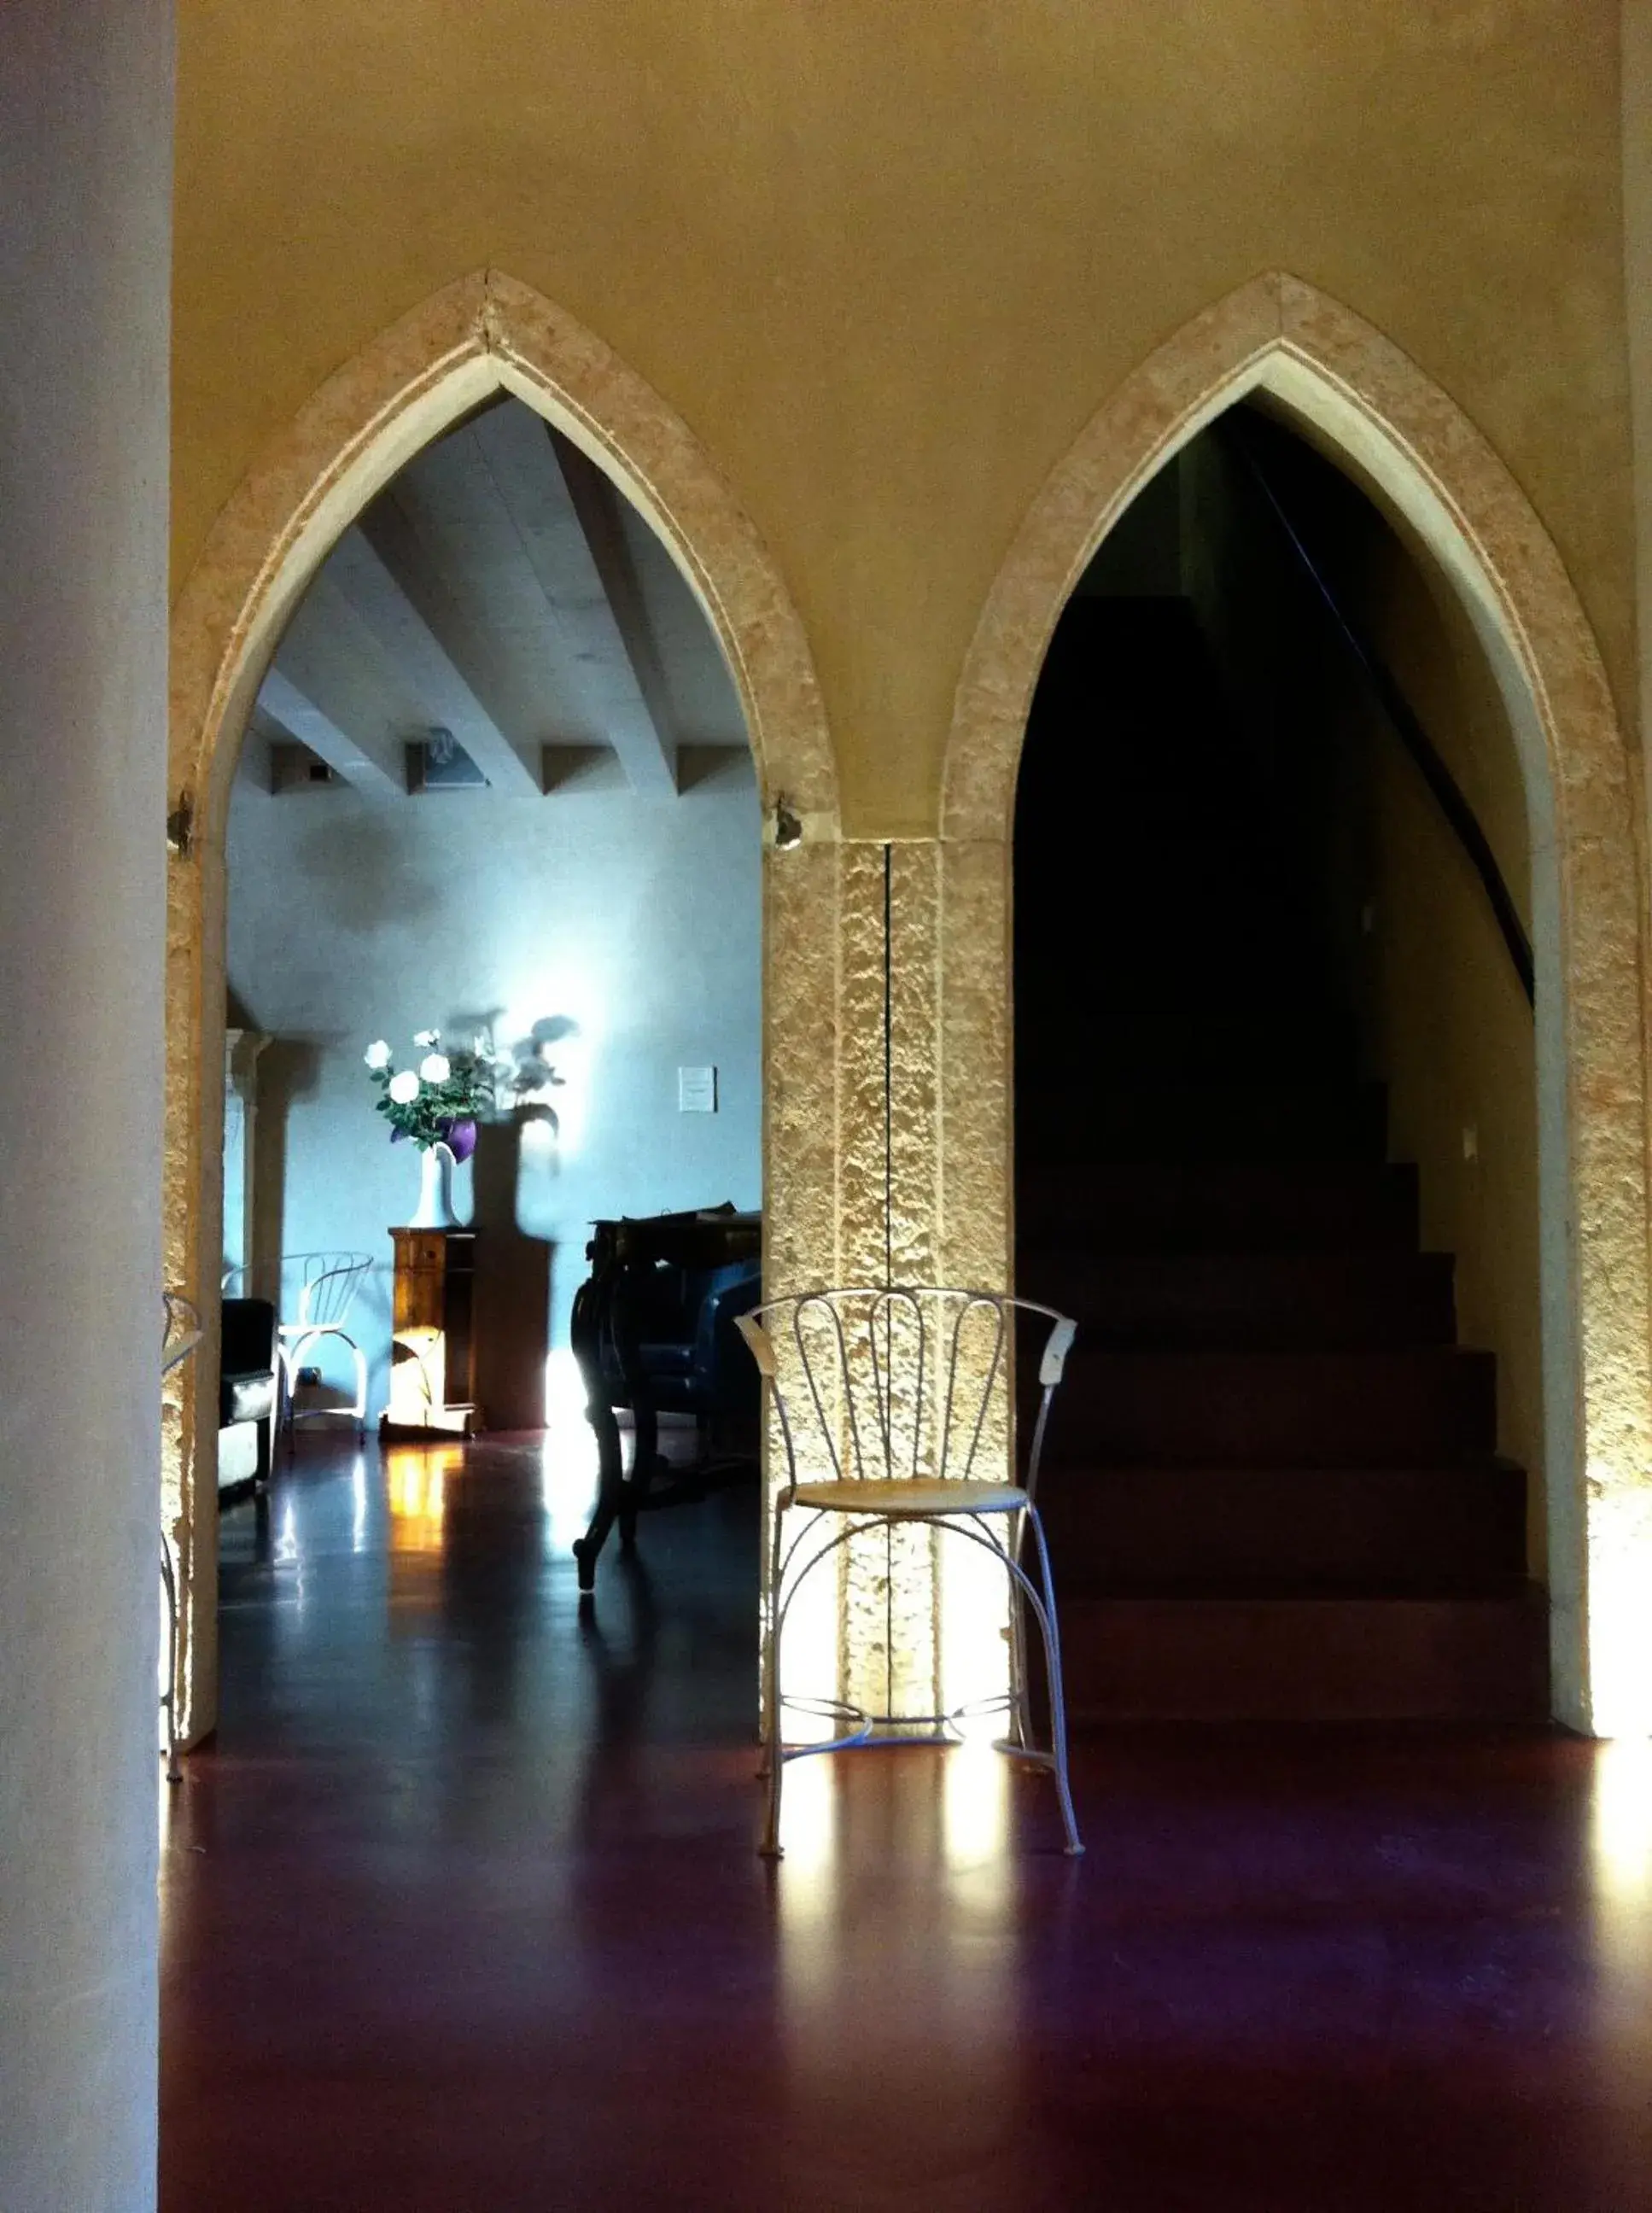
737,1285,1082,1860
276,1250,373,1444
161,1291,203,1784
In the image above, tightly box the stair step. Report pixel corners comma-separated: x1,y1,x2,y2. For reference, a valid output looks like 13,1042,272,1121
1048,1589,1549,1723
1047,1347,1497,1467
1017,1080,1387,1164
1036,1462,1526,1586
1019,1250,1455,1349
1018,1161,1420,1252
1012,592,1538,1725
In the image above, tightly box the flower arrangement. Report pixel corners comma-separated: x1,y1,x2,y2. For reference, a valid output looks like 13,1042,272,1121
363,1029,498,1159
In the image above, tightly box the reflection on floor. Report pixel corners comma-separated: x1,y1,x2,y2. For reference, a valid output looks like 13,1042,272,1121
161,1434,1652,2211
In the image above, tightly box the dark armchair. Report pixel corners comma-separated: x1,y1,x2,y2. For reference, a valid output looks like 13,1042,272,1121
219,1296,277,1492
622,1258,764,1423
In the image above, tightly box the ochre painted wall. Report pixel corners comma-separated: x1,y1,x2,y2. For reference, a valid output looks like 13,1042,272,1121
173,1,1636,836
1347,533,1544,1572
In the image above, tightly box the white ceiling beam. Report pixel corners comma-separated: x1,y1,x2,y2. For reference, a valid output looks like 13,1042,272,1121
548,430,680,797
469,404,679,797
327,517,543,797
255,667,402,796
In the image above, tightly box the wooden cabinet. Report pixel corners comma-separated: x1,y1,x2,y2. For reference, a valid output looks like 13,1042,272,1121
381,1229,479,1439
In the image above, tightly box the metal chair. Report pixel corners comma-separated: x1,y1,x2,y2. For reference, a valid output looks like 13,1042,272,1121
276,1250,373,1445
161,1291,203,1784
737,1285,1082,1860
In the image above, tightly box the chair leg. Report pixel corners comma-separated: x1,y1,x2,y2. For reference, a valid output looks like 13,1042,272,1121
346,1334,368,1438
758,1504,787,1855
276,1347,296,1455
760,1593,785,1856
1024,1506,1083,1855
1005,1511,1032,1751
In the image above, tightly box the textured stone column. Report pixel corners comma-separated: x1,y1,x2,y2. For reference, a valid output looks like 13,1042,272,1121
0,5,172,2207
824,836,1012,1727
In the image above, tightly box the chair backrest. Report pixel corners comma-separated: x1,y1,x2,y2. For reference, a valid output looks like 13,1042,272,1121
286,1251,373,1330
738,1286,1076,1498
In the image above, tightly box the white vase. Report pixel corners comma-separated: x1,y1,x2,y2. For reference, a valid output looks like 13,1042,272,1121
408,1140,458,1229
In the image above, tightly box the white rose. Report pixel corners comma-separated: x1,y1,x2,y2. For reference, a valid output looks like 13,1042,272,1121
419,1053,452,1084
388,1069,420,1104
364,1039,392,1070
413,1029,440,1048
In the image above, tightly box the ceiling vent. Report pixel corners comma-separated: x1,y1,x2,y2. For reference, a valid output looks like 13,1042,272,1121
270,742,341,793
408,727,487,792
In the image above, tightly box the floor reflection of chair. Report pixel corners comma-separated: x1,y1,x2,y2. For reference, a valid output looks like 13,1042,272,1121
738,1286,1082,1860
275,1251,372,1446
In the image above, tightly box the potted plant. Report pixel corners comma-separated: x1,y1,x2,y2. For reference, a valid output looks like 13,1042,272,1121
363,1029,499,1228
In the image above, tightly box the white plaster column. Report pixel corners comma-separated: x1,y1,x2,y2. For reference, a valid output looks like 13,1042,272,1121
0,4,173,2208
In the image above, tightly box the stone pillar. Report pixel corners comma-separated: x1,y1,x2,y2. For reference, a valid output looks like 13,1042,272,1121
0,4,173,2207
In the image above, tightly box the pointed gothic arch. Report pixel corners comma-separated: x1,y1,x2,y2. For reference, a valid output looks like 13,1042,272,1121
164,271,841,1738
940,271,1652,1734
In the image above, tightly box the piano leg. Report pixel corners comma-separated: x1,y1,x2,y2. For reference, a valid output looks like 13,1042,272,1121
614,1271,657,1553
570,1271,624,1593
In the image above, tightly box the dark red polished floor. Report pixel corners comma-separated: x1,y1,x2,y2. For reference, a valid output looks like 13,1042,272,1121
161,1432,1652,2211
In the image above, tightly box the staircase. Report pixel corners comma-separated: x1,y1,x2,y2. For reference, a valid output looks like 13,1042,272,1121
1015,597,1548,1722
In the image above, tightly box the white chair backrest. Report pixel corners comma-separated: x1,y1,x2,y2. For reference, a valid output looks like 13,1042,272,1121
741,1286,1075,1493
288,1251,372,1331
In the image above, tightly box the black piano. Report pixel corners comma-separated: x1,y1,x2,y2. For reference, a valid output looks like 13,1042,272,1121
569,1204,762,1590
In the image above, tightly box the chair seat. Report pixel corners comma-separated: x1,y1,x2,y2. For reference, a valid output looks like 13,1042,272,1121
790,1478,1028,1518
220,1369,276,1427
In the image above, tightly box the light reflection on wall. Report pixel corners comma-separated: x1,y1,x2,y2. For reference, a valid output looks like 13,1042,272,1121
540,1348,602,1550
1588,1496,1652,1739
941,1533,1012,1740
776,1508,841,1749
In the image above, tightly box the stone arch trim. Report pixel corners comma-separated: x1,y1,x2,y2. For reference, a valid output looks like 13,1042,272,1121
943,272,1631,851
171,267,837,828
164,272,843,1740
938,270,1652,1733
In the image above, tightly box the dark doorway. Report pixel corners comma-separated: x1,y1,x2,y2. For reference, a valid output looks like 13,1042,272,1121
1013,406,1545,1725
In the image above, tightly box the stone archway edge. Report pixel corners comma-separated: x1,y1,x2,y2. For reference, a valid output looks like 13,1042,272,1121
164,272,845,1744
169,268,838,831
166,265,1652,1743
936,267,1652,1736
943,271,1631,847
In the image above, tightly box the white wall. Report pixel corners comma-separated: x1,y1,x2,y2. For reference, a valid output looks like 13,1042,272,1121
226,753,762,1426
0,4,172,2207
